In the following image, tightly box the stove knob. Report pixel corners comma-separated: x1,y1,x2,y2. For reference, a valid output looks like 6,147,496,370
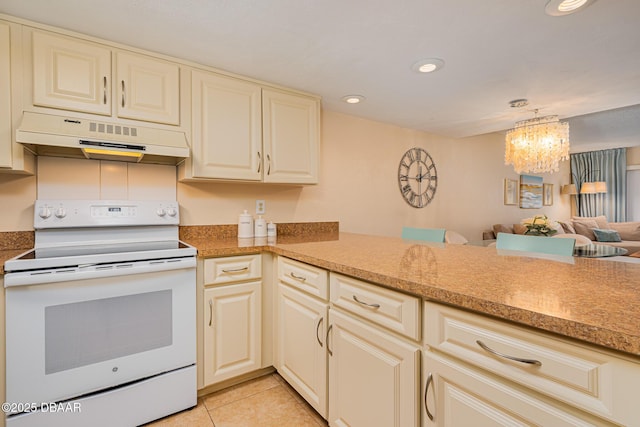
156,208,166,217
55,207,66,218
39,207,52,219
166,207,177,217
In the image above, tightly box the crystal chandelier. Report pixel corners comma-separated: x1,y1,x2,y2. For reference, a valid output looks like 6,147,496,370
505,112,570,174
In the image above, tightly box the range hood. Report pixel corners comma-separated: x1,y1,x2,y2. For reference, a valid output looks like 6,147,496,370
16,112,190,165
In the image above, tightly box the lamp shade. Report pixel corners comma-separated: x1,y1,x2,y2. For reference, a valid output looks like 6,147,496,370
594,181,607,193
561,184,577,195
580,182,597,194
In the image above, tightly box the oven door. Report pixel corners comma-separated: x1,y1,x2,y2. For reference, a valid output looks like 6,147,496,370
5,262,195,407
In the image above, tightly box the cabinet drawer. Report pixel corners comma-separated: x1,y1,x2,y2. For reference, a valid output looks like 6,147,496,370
203,254,261,285
424,301,640,425
330,273,420,341
277,256,328,300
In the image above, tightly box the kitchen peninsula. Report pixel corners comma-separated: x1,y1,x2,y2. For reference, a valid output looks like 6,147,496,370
188,230,640,425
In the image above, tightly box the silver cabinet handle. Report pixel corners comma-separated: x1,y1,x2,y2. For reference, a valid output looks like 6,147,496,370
289,272,307,282
257,152,262,173
326,324,333,356
476,340,542,366
222,266,249,273
103,76,107,104
121,80,126,107
352,294,380,309
316,317,324,347
208,299,213,326
266,154,271,175
424,372,434,421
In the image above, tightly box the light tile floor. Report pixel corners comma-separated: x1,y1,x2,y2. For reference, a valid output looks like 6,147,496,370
146,373,328,427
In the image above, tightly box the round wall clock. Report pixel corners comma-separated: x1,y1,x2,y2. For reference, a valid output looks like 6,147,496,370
397,147,437,208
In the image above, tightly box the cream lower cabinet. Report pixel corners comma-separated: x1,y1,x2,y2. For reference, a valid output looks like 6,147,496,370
200,255,262,387
328,309,420,427
328,272,421,427
422,352,617,427
276,257,329,418
277,284,328,417
203,282,262,385
422,301,640,426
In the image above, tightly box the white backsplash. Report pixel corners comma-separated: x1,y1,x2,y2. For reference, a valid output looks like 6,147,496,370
37,156,176,201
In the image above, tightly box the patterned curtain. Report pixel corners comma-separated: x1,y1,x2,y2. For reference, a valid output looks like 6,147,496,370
570,148,627,221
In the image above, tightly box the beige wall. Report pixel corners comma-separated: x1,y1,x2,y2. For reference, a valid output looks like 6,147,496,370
2,109,572,239
178,110,571,240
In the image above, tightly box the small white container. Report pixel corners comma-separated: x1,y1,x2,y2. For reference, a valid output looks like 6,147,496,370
254,215,267,238
238,210,254,238
267,221,277,237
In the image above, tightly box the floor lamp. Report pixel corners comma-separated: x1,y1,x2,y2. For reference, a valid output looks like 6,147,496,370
562,182,607,216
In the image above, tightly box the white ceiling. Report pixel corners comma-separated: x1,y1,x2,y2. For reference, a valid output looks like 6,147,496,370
1,0,640,139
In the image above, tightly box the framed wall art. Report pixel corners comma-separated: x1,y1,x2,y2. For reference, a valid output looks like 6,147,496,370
504,178,518,205
519,174,543,209
543,183,553,206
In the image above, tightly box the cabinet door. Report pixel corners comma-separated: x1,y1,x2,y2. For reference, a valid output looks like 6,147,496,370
32,30,111,116
328,309,420,427
0,21,11,168
422,351,615,427
115,51,180,125
277,283,328,418
191,70,262,180
262,89,319,184
203,282,262,386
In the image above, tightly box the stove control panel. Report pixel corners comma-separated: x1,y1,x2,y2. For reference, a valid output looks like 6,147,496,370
34,200,180,229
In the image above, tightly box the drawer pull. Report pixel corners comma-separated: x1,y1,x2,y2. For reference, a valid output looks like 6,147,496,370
424,372,434,421
289,272,307,282
316,317,324,347
476,340,542,366
352,294,381,309
222,266,249,273
257,151,261,173
208,299,213,327
326,324,333,356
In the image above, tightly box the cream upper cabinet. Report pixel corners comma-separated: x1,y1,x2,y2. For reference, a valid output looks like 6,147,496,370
29,29,180,126
31,30,112,116
1,20,34,173
115,51,180,125
189,70,262,180
1,21,13,168
180,68,320,184
262,88,319,184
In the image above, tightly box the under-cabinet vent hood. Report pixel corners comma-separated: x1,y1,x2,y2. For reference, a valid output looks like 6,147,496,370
16,112,190,165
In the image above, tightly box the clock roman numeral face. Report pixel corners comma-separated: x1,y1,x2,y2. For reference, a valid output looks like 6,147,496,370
397,148,438,208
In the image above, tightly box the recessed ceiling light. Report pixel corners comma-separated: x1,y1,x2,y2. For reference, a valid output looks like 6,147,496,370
545,0,595,16
508,99,529,108
411,58,444,74
342,95,365,104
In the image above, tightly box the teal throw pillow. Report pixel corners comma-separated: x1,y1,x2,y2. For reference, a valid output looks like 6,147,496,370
592,228,622,242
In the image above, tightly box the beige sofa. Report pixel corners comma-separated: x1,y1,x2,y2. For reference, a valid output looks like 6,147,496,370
484,216,640,255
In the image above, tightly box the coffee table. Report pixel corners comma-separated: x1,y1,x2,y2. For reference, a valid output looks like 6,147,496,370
573,244,628,258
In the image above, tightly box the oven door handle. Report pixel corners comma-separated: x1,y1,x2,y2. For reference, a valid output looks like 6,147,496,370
4,257,196,287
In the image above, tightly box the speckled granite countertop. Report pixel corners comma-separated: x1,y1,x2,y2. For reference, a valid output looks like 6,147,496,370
189,232,640,357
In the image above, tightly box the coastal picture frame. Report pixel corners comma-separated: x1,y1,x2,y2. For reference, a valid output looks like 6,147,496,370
519,174,543,209
504,178,518,205
543,183,553,206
